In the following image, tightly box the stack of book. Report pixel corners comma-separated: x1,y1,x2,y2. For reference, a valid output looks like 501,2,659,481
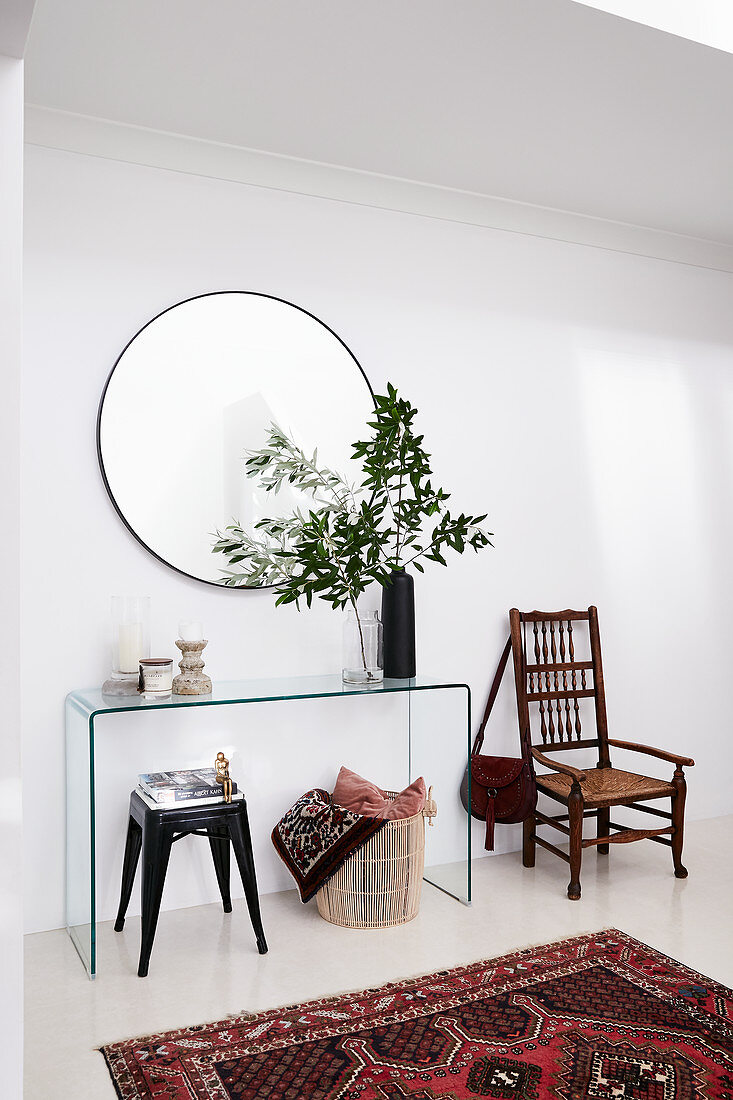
136,768,241,810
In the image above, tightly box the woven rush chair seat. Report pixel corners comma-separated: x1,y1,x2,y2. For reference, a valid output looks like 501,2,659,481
537,767,674,808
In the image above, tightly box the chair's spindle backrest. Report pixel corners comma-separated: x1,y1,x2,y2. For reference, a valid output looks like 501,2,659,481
510,607,609,763
532,621,548,743
567,621,583,739
557,620,573,741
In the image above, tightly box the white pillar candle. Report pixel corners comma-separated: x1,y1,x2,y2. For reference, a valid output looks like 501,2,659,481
118,621,144,673
179,620,203,641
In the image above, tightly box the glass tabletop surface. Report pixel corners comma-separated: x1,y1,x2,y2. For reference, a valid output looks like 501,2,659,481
67,674,470,718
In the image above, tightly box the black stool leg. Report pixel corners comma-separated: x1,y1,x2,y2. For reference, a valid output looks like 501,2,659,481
114,816,142,932
228,810,268,954
138,823,173,977
208,827,232,913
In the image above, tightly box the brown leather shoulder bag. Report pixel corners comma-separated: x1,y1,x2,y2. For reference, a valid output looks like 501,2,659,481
459,637,537,851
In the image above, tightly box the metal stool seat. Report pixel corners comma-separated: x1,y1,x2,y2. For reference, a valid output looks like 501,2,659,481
114,789,268,976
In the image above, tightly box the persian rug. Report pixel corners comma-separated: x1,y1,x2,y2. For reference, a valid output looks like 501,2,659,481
101,929,733,1099
271,788,385,902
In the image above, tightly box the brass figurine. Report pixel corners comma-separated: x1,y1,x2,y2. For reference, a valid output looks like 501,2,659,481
215,751,232,803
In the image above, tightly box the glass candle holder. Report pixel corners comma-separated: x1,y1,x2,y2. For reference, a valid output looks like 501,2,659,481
342,610,383,684
102,596,151,696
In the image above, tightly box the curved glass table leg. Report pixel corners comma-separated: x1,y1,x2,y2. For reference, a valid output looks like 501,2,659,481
409,684,471,905
66,696,96,977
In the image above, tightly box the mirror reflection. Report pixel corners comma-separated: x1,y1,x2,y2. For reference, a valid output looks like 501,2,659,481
98,292,374,587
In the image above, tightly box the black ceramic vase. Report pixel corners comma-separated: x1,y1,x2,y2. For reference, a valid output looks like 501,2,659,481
381,569,416,678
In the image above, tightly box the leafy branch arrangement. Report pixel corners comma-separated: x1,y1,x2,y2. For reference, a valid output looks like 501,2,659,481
213,384,492,670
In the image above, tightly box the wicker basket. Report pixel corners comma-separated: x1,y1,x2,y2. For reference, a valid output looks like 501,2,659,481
316,787,437,929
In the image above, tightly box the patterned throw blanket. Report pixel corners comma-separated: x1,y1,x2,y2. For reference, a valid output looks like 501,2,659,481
271,788,386,903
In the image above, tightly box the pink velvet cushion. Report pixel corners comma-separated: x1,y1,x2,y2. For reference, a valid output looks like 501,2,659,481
333,766,426,820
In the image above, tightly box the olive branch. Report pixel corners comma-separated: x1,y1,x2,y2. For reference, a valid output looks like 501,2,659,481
213,384,493,673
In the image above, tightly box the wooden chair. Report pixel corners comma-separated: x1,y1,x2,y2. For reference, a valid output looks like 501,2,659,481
510,606,694,900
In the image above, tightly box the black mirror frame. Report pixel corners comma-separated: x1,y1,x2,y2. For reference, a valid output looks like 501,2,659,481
97,290,375,590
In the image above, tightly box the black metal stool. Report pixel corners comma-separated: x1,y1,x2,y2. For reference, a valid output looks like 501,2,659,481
114,790,268,977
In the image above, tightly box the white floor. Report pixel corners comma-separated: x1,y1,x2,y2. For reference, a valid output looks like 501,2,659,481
25,815,733,1098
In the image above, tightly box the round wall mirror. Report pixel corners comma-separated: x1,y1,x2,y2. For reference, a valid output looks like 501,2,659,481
97,292,374,587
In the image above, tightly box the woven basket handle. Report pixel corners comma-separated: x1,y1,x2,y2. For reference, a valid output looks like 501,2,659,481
423,785,437,825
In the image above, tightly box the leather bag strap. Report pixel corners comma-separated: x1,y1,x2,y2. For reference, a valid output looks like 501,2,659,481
471,636,512,757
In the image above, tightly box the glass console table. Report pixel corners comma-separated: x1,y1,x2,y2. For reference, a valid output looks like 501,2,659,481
66,674,471,978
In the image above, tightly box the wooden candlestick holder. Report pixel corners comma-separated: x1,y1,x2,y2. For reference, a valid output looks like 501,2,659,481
172,639,212,695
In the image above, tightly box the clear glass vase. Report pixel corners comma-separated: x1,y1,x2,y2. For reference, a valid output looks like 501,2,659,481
342,610,383,684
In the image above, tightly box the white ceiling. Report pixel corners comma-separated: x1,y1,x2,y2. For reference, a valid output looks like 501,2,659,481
574,1,733,56
24,0,733,245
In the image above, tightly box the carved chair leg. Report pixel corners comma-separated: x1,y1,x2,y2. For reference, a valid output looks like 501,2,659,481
671,766,688,879
567,783,583,900
523,814,536,867
597,807,609,855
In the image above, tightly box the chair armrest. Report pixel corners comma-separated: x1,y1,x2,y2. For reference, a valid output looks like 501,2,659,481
607,738,695,767
530,746,587,782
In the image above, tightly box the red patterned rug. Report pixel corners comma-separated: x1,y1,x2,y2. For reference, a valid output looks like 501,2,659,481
101,929,733,1099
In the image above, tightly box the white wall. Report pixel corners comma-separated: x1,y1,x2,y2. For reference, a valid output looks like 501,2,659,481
23,145,733,936
1,51,24,1100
